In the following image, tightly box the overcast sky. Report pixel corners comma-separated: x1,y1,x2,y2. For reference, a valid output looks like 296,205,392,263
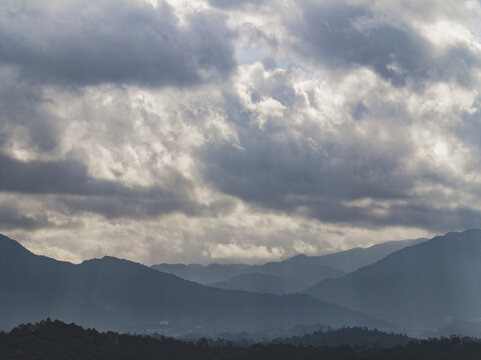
1,0,481,265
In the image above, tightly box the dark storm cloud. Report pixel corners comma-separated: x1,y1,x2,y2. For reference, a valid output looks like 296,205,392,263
201,119,411,214
290,2,428,85
0,204,51,230
0,0,236,87
202,129,481,231
0,72,61,152
288,1,479,86
57,193,233,220
300,198,481,233
378,203,481,233
0,153,226,219
0,153,128,195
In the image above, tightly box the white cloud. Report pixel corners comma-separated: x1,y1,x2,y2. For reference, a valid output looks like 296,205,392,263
203,243,285,262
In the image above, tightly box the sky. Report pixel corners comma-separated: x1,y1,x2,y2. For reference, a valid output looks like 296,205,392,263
1,0,481,265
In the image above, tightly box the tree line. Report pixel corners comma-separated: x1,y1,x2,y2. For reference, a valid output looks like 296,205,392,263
1,319,481,360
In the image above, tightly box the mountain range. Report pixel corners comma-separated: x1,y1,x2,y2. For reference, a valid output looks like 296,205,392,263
152,237,425,294
0,234,389,334
3,229,481,336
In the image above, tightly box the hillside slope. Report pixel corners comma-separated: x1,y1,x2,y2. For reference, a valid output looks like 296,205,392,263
305,229,481,331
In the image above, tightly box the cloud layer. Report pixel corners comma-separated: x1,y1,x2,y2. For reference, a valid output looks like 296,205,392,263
0,0,235,86
1,0,481,264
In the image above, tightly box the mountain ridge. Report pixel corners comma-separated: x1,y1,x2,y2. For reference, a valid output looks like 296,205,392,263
152,237,426,293
0,234,392,334
305,229,481,332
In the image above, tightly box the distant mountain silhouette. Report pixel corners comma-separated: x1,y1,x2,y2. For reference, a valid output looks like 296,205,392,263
305,229,481,332
151,263,252,284
152,238,424,294
0,234,391,334
153,260,344,294
286,237,426,273
210,273,291,294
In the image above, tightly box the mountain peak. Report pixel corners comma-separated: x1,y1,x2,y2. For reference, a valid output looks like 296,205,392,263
285,254,309,262
0,234,34,257
80,255,141,267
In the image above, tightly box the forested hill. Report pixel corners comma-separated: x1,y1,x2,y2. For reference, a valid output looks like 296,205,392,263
2,320,481,360
272,327,413,348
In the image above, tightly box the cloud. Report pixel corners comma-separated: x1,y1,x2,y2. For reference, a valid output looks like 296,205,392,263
1,0,481,265
0,0,236,87
284,0,480,86
0,204,51,231
0,152,231,219
199,61,481,232
0,153,121,195
202,242,285,261
0,69,63,154
209,0,267,9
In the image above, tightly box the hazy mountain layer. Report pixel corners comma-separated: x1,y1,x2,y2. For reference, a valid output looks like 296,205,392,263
210,273,292,294
286,237,426,273
151,263,252,284
305,229,481,331
0,234,390,334
152,238,424,294
153,261,344,294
